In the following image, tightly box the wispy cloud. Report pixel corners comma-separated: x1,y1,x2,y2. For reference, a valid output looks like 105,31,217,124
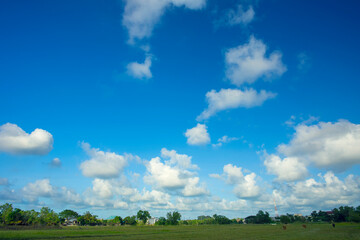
197,88,276,121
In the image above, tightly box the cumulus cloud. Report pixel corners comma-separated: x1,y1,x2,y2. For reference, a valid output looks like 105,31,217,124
278,120,360,171
225,36,287,86
264,154,308,182
79,142,132,179
83,178,174,210
161,148,198,169
216,5,255,27
126,56,152,79
185,123,211,145
275,172,360,211
0,123,53,155
213,164,261,199
197,88,276,121
144,149,208,196
22,179,55,202
122,0,206,43
92,178,114,199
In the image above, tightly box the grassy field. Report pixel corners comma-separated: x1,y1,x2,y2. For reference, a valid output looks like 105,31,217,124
0,223,359,240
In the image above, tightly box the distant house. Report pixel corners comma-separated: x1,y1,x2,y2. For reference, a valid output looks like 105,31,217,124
147,217,159,225
64,218,78,226
326,211,334,215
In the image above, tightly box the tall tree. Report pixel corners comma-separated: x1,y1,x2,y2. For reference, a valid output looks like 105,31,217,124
166,211,181,225
137,210,151,224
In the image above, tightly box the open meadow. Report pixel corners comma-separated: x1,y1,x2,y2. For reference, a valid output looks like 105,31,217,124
0,223,360,240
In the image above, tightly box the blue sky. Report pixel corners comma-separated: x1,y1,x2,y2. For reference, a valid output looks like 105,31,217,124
1,0,360,219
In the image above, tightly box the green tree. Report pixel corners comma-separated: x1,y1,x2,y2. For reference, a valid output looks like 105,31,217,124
0,203,13,224
280,215,290,224
59,209,79,223
255,210,271,224
112,216,123,225
23,210,40,225
78,211,98,226
39,207,59,225
155,217,166,225
124,216,137,225
166,211,181,225
213,214,231,224
137,210,151,224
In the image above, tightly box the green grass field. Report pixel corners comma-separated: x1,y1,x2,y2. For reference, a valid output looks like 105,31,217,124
0,223,359,240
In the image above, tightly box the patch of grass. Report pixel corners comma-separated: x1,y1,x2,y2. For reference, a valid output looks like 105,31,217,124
0,223,359,240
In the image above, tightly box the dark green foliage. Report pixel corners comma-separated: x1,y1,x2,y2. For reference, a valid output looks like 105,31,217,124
77,211,99,226
280,215,290,224
39,207,59,226
197,215,211,220
155,217,166,225
213,214,231,224
245,211,271,224
137,210,151,224
113,216,124,225
245,216,256,224
255,210,271,224
166,211,181,225
124,216,137,225
59,209,79,223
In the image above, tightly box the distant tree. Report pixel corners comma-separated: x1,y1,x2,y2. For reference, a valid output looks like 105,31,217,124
280,215,290,224
39,207,59,225
245,215,256,224
310,211,317,221
0,203,13,224
59,209,79,223
166,211,181,225
137,210,151,224
255,210,271,224
349,208,360,223
23,210,40,225
113,216,123,225
155,217,166,225
78,211,98,226
213,214,231,224
124,216,137,225
197,215,211,220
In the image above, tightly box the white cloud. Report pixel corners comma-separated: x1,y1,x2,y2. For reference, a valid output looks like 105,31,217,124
92,178,114,199
144,149,208,196
79,142,130,179
225,36,287,86
264,154,308,182
0,123,53,155
185,123,210,145
22,179,55,202
276,172,360,210
197,88,276,121
126,56,152,79
212,135,239,147
161,148,198,169
144,157,190,189
215,164,261,199
217,5,255,27
50,158,61,168
122,0,206,43
278,120,360,171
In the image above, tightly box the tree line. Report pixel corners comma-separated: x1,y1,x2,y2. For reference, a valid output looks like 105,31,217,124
1,203,359,226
